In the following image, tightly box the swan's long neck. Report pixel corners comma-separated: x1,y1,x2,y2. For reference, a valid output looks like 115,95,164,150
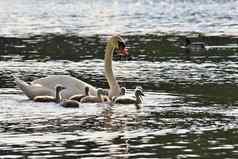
104,43,120,98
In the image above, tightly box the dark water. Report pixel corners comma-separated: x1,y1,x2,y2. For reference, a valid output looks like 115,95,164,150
1,0,238,158
1,34,238,159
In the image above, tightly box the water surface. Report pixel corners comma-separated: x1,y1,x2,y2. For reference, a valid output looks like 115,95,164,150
1,34,238,158
1,0,238,158
0,0,238,37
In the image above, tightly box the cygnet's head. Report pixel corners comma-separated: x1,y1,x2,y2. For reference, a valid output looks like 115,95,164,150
97,88,104,96
56,84,66,92
135,89,144,97
120,87,126,95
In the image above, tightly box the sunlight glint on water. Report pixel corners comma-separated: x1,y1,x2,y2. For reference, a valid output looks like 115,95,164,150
0,0,238,36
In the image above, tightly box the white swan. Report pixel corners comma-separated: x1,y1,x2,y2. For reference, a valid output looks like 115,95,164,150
33,84,65,102
80,88,105,103
15,35,128,99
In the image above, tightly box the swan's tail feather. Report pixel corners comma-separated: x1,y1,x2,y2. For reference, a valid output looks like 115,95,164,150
14,77,34,99
14,77,29,88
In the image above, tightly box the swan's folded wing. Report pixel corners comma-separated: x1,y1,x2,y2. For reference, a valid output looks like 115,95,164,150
32,75,97,99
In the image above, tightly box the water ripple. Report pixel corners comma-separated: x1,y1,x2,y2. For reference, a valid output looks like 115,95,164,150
0,0,238,37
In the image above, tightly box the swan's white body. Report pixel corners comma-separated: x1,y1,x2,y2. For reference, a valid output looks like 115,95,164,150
32,75,96,99
15,76,96,99
15,35,126,99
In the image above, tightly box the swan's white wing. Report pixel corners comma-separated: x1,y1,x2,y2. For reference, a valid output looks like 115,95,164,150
32,75,97,99
15,77,54,99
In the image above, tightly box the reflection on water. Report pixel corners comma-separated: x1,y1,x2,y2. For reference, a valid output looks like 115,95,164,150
1,34,238,158
1,92,238,158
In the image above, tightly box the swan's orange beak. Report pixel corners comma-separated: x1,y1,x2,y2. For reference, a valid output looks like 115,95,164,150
119,48,128,56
